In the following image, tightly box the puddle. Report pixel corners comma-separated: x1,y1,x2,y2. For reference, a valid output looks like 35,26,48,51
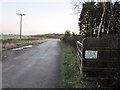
12,47,24,51
12,45,33,51
22,45,32,48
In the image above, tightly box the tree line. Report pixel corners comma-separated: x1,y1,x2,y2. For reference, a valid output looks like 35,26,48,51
76,1,120,38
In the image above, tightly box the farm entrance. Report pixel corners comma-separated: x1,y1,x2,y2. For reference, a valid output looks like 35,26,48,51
77,37,120,88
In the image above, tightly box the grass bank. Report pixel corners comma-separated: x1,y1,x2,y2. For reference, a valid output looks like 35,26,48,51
1,38,53,51
59,41,94,88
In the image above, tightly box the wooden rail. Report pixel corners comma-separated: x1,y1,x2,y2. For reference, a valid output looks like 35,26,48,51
77,38,86,75
77,41,83,75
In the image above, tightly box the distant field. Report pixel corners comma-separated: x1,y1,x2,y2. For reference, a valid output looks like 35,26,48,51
0,34,31,39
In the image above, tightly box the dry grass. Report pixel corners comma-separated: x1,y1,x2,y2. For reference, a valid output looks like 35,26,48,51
1,38,53,50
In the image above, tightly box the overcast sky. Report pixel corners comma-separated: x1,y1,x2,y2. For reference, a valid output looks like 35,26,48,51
1,0,115,35
0,0,81,35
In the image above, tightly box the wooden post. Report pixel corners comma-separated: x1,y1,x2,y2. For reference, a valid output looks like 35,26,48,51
17,13,25,39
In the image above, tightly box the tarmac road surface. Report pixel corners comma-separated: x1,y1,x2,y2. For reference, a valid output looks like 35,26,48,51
2,40,61,88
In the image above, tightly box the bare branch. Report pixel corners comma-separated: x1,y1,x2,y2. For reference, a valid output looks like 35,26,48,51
71,0,85,14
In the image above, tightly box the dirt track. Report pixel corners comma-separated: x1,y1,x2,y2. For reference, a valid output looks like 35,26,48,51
2,40,61,88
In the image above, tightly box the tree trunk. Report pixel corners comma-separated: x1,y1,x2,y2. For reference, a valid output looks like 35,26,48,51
97,3,106,38
107,2,113,35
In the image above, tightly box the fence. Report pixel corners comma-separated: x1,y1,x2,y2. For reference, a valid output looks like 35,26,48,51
77,38,120,88
77,38,86,75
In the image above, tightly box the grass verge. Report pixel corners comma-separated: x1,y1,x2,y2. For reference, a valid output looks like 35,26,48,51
59,41,95,88
1,39,52,51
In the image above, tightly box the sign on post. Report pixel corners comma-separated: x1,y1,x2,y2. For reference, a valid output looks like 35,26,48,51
85,50,98,59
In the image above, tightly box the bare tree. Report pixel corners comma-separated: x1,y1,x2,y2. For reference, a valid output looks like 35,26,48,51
71,0,85,14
